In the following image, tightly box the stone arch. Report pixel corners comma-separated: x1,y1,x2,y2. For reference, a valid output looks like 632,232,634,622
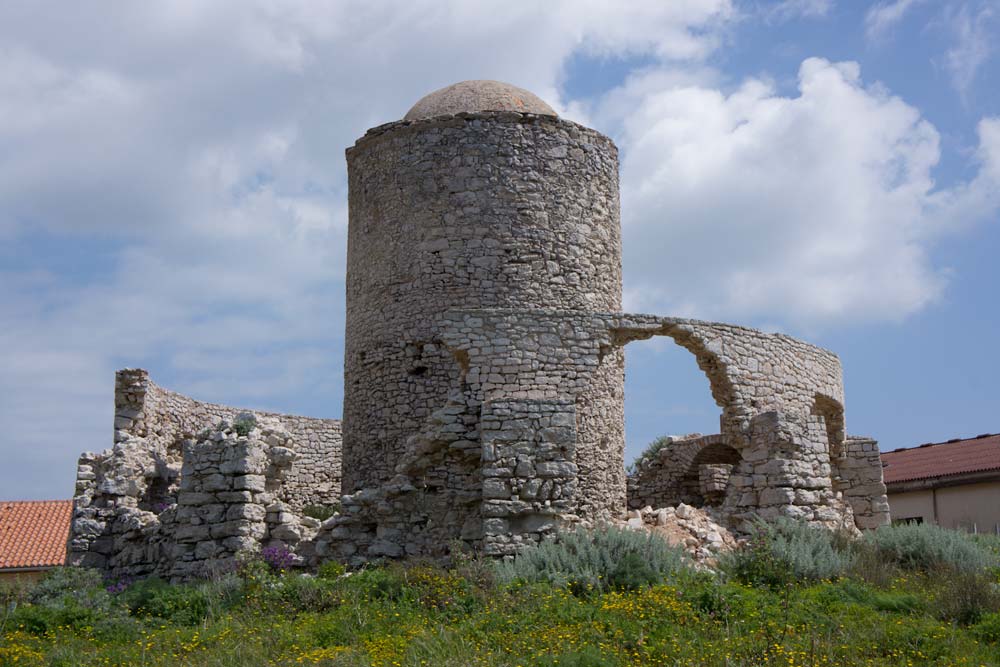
613,318,763,516
610,325,735,415
610,320,744,448
683,441,743,507
627,434,744,510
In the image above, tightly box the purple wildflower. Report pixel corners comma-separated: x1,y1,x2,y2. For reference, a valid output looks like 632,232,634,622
261,545,297,572
106,579,130,594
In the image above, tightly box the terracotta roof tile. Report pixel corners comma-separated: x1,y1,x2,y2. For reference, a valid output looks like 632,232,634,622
0,500,72,570
882,433,1000,485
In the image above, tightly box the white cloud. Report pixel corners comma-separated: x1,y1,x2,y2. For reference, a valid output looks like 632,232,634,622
865,0,924,40
0,1,733,238
0,0,734,498
2,1,999,500
943,2,996,101
924,116,1000,227
761,0,833,22
609,58,1000,328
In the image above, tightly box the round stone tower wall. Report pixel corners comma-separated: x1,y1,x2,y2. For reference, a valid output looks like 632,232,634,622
342,111,623,515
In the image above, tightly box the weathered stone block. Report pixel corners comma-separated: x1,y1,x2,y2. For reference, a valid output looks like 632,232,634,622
482,478,509,499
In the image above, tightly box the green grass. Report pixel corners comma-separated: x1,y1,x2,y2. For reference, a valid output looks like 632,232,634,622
2,525,999,666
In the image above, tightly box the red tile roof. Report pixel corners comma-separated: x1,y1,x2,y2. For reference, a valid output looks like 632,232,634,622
882,433,1000,485
0,500,72,570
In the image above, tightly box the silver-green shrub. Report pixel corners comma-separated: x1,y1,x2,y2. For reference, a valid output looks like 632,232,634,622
864,523,998,573
627,435,673,474
722,518,853,586
494,526,690,594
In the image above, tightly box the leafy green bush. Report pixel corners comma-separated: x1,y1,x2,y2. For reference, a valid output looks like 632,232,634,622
930,568,1000,625
494,526,689,595
971,611,1000,643
403,564,476,612
13,599,95,634
848,537,902,587
302,503,340,521
261,574,340,612
865,523,997,574
316,560,347,580
0,576,33,612
721,518,852,587
12,568,131,637
342,566,409,602
627,435,674,473
448,540,495,590
232,413,257,437
29,567,105,606
120,578,210,625
679,572,741,620
971,533,1000,566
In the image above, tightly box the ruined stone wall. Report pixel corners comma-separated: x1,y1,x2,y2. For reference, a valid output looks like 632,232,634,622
611,315,868,532
111,369,341,509
341,110,622,501
837,436,892,529
316,309,879,563
627,432,890,533
70,82,891,575
479,398,579,556
72,418,323,580
167,422,323,580
429,311,631,527
627,434,735,510
446,311,856,534
70,369,340,577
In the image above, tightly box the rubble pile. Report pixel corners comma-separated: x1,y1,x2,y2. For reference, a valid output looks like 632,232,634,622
625,503,740,562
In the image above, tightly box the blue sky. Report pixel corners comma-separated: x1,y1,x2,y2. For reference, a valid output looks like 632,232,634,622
2,0,998,500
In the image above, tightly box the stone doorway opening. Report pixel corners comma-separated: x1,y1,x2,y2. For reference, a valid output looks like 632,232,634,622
680,440,742,508
623,336,728,511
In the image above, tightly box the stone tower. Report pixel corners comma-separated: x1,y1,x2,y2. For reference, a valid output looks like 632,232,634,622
342,80,626,528
66,81,891,577
319,78,888,562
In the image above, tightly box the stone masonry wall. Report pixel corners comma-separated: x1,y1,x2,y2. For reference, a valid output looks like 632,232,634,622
315,308,884,564
341,110,621,500
479,398,579,556
70,85,891,576
627,431,890,532
111,369,341,509
69,369,340,577
167,421,322,580
837,436,892,529
627,434,736,510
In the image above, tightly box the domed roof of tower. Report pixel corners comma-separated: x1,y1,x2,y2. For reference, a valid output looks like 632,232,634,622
404,80,557,120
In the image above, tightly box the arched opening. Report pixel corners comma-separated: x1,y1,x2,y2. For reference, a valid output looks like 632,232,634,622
681,441,743,507
624,338,722,465
623,334,735,511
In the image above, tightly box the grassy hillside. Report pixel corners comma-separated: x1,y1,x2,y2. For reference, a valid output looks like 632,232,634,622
2,523,999,666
